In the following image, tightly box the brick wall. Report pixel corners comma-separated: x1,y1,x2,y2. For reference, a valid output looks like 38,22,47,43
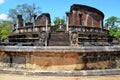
67,4,104,28
35,13,51,26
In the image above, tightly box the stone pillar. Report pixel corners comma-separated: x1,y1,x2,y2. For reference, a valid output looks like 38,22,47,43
9,56,13,67
79,13,82,26
46,17,48,32
45,17,48,46
105,23,109,30
100,20,103,32
84,14,89,26
92,17,94,27
72,10,76,26
32,15,36,32
17,15,23,28
66,12,69,31
23,20,25,27
33,22,35,32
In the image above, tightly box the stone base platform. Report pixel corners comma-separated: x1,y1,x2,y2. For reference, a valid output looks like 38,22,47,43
1,46,120,52
0,68,120,76
0,46,120,70
1,74,120,80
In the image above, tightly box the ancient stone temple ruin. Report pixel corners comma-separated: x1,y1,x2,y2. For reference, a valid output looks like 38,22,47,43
0,4,120,71
8,4,108,46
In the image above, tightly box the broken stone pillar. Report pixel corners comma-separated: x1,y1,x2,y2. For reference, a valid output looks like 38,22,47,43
105,23,109,30
17,15,23,28
66,12,69,31
100,20,103,32
46,17,48,32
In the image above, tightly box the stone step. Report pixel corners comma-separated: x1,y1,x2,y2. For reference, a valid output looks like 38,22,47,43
50,37,69,41
48,33,70,46
50,33,69,40
0,68,120,76
48,41,69,46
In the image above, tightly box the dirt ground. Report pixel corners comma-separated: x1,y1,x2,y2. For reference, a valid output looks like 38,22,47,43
0,74,120,80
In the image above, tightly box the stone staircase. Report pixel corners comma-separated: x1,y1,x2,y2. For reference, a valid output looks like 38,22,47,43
48,32,70,46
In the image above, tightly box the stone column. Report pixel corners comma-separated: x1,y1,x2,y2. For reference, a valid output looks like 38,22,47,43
100,20,102,32
66,12,69,32
45,17,48,46
17,15,23,28
16,21,18,30
84,14,89,26
79,13,82,26
106,23,109,30
32,15,36,32
23,20,25,27
46,17,48,32
92,17,94,27
33,22,35,32
9,56,13,67
100,20,102,28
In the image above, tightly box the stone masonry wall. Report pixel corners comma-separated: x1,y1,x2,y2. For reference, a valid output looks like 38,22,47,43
0,51,120,71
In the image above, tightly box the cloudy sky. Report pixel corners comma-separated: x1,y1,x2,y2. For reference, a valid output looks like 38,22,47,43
0,0,120,22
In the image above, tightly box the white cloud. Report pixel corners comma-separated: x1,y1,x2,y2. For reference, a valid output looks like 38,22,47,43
0,14,8,20
0,0,4,4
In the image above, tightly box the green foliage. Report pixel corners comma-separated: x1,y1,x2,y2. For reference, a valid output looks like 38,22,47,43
53,17,60,26
9,3,41,23
105,16,120,39
0,21,13,40
105,16,120,27
53,17,66,26
109,26,120,39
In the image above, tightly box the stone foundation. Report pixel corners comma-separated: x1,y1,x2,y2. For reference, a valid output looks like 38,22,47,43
0,46,120,71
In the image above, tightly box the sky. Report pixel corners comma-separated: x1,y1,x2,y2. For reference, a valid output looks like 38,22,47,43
0,0,120,23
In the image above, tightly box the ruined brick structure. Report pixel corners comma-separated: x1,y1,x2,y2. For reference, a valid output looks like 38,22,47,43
8,4,108,46
0,4,120,71
17,15,23,28
9,13,51,46
67,4,104,28
35,13,51,26
66,4,108,46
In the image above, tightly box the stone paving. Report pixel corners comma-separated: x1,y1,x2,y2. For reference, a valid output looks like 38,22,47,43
0,74,120,80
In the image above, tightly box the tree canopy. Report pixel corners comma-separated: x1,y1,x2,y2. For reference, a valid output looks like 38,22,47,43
8,3,41,23
0,21,13,40
53,17,66,26
105,16,120,27
109,26,120,39
105,16,120,39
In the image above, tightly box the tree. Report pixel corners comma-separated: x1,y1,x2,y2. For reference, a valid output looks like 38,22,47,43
109,27,120,39
60,16,66,26
105,16,120,27
105,16,120,39
8,3,41,23
53,17,60,26
0,21,13,40
53,16,66,26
